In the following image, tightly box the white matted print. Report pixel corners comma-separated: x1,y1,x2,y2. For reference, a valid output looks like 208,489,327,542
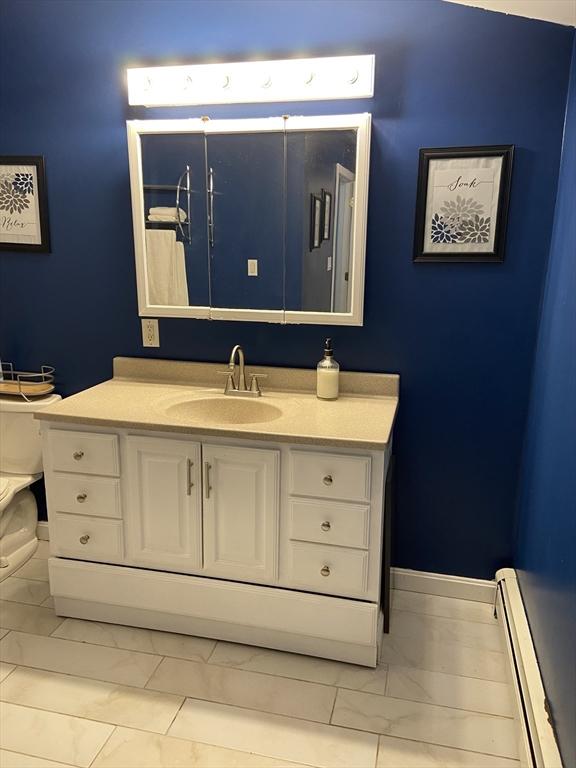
424,156,502,253
414,146,513,263
0,156,50,252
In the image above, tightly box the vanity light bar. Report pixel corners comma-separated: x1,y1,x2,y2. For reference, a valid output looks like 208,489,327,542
126,55,374,107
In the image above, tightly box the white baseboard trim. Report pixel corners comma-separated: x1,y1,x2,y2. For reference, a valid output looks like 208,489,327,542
391,567,496,603
36,522,50,541
496,568,563,768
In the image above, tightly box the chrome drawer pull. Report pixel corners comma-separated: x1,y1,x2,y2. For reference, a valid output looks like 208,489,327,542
76,493,88,503
73,451,84,461
320,565,331,577
323,474,333,486
79,534,90,545
320,521,331,532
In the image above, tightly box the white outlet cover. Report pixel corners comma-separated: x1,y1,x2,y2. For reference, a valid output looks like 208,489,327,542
248,259,258,276
142,318,160,347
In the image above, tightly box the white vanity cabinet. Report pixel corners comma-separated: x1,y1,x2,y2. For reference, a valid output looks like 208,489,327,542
124,436,203,573
42,423,391,666
202,443,280,584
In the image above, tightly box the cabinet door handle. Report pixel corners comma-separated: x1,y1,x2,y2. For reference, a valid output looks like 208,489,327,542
323,474,333,486
187,459,194,496
73,451,84,461
79,534,90,545
320,565,331,577
204,462,212,499
320,520,331,532
76,493,88,503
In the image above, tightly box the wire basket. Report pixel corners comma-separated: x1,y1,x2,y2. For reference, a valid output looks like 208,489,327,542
0,363,55,400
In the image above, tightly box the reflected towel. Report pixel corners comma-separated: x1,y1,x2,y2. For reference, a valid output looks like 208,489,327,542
148,207,187,222
145,230,189,307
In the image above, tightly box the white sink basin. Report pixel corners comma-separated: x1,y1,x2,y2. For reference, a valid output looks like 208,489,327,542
165,397,283,425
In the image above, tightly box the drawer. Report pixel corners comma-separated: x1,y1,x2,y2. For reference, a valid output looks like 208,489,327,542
290,498,369,549
48,430,119,476
289,451,371,502
51,513,124,562
288,541,369,597
49,473,121,519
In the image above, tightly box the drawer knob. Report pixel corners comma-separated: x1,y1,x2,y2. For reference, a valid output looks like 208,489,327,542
320,565,331,577
323,474,333,486
73,451,84,461
76,493,88,503
320,521,331,532
79,534,90,545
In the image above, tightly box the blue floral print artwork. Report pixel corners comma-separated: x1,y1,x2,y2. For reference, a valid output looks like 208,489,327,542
0,171,34,214
431,195,490,245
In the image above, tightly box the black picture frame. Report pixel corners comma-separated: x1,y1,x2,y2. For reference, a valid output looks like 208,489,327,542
322,189,332,241
413,145,513,263
0,155,51,253
309,192,323,251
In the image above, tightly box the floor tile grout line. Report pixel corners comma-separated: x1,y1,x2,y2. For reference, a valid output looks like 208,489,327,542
328,684,339,724
0,748,78,768
1,632,510,695
205,639,219,663
0,662,18,685
1,697,189,740
88,724,118,768
162,693,187,735
142,652,164,688
169,696,370,767
328,720,519,761
375,732,522,763
0,658,159,690
392,607,500,626
333,686,516,720
2,628,167,662
146,651,347,695
1,626,510,691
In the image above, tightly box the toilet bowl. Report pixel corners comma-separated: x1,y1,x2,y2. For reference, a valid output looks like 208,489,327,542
0,393,61,581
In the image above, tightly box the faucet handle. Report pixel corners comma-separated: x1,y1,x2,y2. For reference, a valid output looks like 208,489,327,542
248,373,267,395
217,370,237,393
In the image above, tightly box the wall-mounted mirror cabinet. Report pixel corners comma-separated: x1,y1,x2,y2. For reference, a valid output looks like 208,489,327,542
127,114,371,325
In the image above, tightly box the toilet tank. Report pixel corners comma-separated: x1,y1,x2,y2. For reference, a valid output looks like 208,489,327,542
0,394,62,475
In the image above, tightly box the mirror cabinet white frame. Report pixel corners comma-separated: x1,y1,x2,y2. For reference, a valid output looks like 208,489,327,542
127,113,371,325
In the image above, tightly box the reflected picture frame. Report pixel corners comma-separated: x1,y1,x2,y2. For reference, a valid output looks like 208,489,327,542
322,189,332,241
309,192,323,251
413,145,513,263
0,155,51,253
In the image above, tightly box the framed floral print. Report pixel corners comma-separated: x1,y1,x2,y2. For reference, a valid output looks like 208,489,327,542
413,145,513,263
0,156,51,252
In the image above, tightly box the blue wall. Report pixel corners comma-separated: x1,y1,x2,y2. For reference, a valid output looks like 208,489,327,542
514,41,576,768
0,0,573,578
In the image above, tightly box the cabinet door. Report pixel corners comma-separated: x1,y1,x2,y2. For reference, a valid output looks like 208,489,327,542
125,436,202,573
202,443,279,583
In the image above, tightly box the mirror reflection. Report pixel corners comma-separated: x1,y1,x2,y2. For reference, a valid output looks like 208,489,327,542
129,114,370,324
285,130,356,313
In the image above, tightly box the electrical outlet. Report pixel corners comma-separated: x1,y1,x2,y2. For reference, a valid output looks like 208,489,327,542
141,318,160,347
247,259,258,277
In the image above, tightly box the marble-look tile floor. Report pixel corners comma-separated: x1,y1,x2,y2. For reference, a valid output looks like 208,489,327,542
0,542,522,767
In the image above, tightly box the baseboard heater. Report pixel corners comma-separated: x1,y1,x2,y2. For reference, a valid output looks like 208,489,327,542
495,568,563,768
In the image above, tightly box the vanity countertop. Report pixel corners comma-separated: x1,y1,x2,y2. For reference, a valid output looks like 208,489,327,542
35,357,399,449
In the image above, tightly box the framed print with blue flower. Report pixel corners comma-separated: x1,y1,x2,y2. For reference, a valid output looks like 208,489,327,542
413,145,513,263
0,156,51,252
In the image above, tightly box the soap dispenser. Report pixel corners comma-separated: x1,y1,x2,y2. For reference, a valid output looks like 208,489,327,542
316,338,339,400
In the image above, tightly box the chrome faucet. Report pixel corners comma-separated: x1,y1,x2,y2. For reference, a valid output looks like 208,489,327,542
219,345,266,397
228,344,248,392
